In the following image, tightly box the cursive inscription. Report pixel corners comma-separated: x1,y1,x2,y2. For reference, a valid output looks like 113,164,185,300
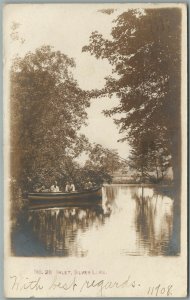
10,275,43,291
49,276,77,291
10,274,138,295
9,275,173,297
80,275,138,296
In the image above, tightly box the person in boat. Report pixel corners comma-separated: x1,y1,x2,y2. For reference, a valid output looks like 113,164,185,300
50,181,60,192
40,185,46,191
65,181,75,192
35,184,46,192
84,180,93,190
41,185,49,192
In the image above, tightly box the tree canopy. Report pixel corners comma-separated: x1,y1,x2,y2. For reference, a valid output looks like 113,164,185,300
83,143,123,184
10,46,90,189
83,8,181,184
10,45,122,191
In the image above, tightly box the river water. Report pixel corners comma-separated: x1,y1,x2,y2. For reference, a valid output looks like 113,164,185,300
12,185,180,257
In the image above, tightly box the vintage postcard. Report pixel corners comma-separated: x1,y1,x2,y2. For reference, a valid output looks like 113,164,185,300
4,3,187,298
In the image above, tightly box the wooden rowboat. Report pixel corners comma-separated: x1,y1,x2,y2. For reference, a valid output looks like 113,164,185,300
28,187,102,204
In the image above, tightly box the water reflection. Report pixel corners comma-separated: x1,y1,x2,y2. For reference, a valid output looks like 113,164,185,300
28,205,107,256
16,185,179,257
130,187,174,255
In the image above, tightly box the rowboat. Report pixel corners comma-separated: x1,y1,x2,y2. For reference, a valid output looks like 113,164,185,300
28,187,102,205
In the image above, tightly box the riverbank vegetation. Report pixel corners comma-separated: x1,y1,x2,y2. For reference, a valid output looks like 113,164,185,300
10,8,181,227
83,8,181,187
10,46,122,204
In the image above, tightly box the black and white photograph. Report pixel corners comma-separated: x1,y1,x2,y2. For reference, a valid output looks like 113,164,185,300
4,3,187,298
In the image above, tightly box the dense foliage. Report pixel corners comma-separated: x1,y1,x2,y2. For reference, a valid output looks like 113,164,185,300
83,144,123,185
10,46,122,193
83,8,181,184
10,46,90,191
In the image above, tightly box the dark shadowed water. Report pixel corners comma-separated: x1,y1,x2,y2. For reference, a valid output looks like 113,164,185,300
12,185,180,257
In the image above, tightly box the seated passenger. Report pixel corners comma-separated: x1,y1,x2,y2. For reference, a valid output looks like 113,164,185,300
35,184,45,192
84,180,93,190
50,181,60,192
65,181,75,192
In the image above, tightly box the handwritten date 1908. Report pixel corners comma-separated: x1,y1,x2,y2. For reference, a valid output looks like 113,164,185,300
147,284,173,296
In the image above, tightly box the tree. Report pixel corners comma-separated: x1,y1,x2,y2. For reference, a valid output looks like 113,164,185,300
83,144,122,184
83,8,181,187
128,128,172,183
10,45,90,190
